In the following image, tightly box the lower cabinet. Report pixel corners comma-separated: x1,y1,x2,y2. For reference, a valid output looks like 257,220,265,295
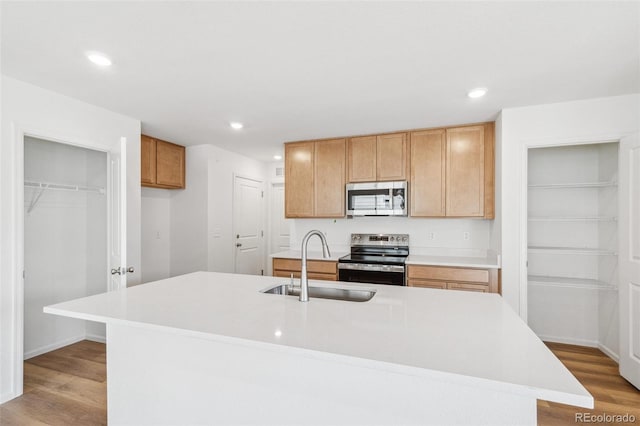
407,265,500,294
272,258,338,281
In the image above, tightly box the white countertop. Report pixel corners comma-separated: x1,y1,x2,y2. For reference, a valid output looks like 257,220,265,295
44,271,591,408
270,250,348,262
406,253,500,269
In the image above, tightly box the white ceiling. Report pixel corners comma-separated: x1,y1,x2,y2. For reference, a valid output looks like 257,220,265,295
2,1,638,162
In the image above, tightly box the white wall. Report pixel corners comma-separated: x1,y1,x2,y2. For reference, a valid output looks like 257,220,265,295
141,144,268,280
1,76,141,402
291,218,493,255
498,93,640,321
206,145,268,274
23,137,107,358
141,188,171,283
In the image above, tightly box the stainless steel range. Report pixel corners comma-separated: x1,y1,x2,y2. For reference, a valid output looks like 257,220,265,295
338,233,409,286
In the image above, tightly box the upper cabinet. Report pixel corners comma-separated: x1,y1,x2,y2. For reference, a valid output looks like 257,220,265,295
285,139,346,218
347,132,408,182
410,123,494,218
284,122,494,219
141,135,185,189
410,129,446,217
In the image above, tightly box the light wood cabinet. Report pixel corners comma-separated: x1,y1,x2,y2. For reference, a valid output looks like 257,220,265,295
285,139,345,218
285,142,315,217
347,133,407,182
347,136,377,182
407,264,500,294
272,258,337,281
410,123,494,218
314,139,346,217
410,129,446,217
141,135,185,189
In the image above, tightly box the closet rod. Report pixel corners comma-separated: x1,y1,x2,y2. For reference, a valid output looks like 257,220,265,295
24,180,105,213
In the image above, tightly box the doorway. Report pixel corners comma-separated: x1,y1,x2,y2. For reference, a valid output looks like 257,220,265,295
233,175,264,275
23,136,109,359
526,142,619,357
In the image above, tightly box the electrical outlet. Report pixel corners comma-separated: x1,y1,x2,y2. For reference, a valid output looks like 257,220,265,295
463,232,470,241
428,232,435,240
156,231,161,240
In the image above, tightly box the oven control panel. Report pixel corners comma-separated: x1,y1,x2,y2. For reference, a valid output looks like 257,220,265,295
350,233,409,247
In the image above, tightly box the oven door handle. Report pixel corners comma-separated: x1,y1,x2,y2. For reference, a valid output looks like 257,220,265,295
338,263,405,273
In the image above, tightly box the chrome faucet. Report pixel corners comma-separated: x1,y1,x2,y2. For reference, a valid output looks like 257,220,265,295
299,230,331,302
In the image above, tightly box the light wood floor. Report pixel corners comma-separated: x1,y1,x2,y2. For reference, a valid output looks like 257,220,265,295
0,341,107,425
0,340,638,425
538,342,640,425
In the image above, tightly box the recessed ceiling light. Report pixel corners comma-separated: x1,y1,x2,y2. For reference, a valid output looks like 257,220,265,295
87,52,112,67
230,122,244,130
467,88,487,98
273,155,282,160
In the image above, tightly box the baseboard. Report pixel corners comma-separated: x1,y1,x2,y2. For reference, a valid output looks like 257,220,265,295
23,335,86,360
85,333,106,344
598,343,620,363
0,390,18,405
538,334,599,348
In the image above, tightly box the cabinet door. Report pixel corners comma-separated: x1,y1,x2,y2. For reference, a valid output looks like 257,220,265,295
314,139,346,217
347,136,377,182
156,140,185,188
377,133,407,181
285,142,315,217
445,126,485,217
407,279,447,289
446,282,489,293
141,135,156,185
410,130,446,217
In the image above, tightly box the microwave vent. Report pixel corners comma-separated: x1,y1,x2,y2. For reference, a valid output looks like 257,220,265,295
275,167,284,177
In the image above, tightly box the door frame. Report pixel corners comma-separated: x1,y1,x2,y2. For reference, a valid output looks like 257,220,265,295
8,122,119,401
231,173,265,275
518,134,622,324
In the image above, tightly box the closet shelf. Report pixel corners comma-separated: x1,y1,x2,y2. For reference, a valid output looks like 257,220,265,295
528,275,617,290
24,180,105,213
528,246,617,256
528,216,617,222
528,181,617,189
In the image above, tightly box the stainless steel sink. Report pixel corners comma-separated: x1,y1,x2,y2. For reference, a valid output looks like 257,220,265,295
261,284,376,302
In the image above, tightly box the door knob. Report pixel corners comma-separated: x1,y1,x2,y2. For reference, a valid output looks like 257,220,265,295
126,267,135,273
111,267,122,275
236,243,242,247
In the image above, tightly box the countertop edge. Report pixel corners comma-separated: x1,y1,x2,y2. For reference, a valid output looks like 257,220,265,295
43,304,591,408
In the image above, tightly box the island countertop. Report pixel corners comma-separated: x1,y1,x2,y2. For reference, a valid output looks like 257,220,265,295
44,271,591,409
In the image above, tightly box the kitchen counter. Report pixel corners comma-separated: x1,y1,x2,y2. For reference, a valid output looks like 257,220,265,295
270,249,348,261
45,272,590,425
406,253,500,269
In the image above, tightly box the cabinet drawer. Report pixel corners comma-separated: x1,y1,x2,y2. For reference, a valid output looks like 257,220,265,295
407,279,447,289
272,258,337,275
447,282,489,293
273,270,336,281
407,265,489,283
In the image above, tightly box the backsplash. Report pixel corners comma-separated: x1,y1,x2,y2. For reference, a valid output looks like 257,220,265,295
291,217,493,256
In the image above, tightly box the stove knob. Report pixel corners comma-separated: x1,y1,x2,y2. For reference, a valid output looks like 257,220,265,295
402,236,407,242
390,236,395,242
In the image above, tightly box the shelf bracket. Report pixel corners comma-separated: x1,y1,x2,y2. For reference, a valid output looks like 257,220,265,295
26,183,49,214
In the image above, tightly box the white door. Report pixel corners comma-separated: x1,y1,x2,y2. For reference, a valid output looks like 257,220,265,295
108,137,128,290
233,176,263,275
270,183,290,253
619,133,640,389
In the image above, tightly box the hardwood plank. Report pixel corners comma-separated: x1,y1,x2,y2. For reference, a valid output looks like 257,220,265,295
538,342,640,426
27,351,106,383
45,340,106,364
0,388,106,426
24,363,106,409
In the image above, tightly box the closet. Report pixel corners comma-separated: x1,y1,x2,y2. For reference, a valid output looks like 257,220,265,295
23,136,108,359
527,142,619,355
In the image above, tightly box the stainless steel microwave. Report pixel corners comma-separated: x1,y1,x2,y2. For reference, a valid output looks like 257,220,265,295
346,181,408,216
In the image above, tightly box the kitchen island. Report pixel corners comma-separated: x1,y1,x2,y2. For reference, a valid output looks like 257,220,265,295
44,272,592,425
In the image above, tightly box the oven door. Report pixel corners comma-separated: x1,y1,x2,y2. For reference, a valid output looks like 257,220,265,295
338,263,405,286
